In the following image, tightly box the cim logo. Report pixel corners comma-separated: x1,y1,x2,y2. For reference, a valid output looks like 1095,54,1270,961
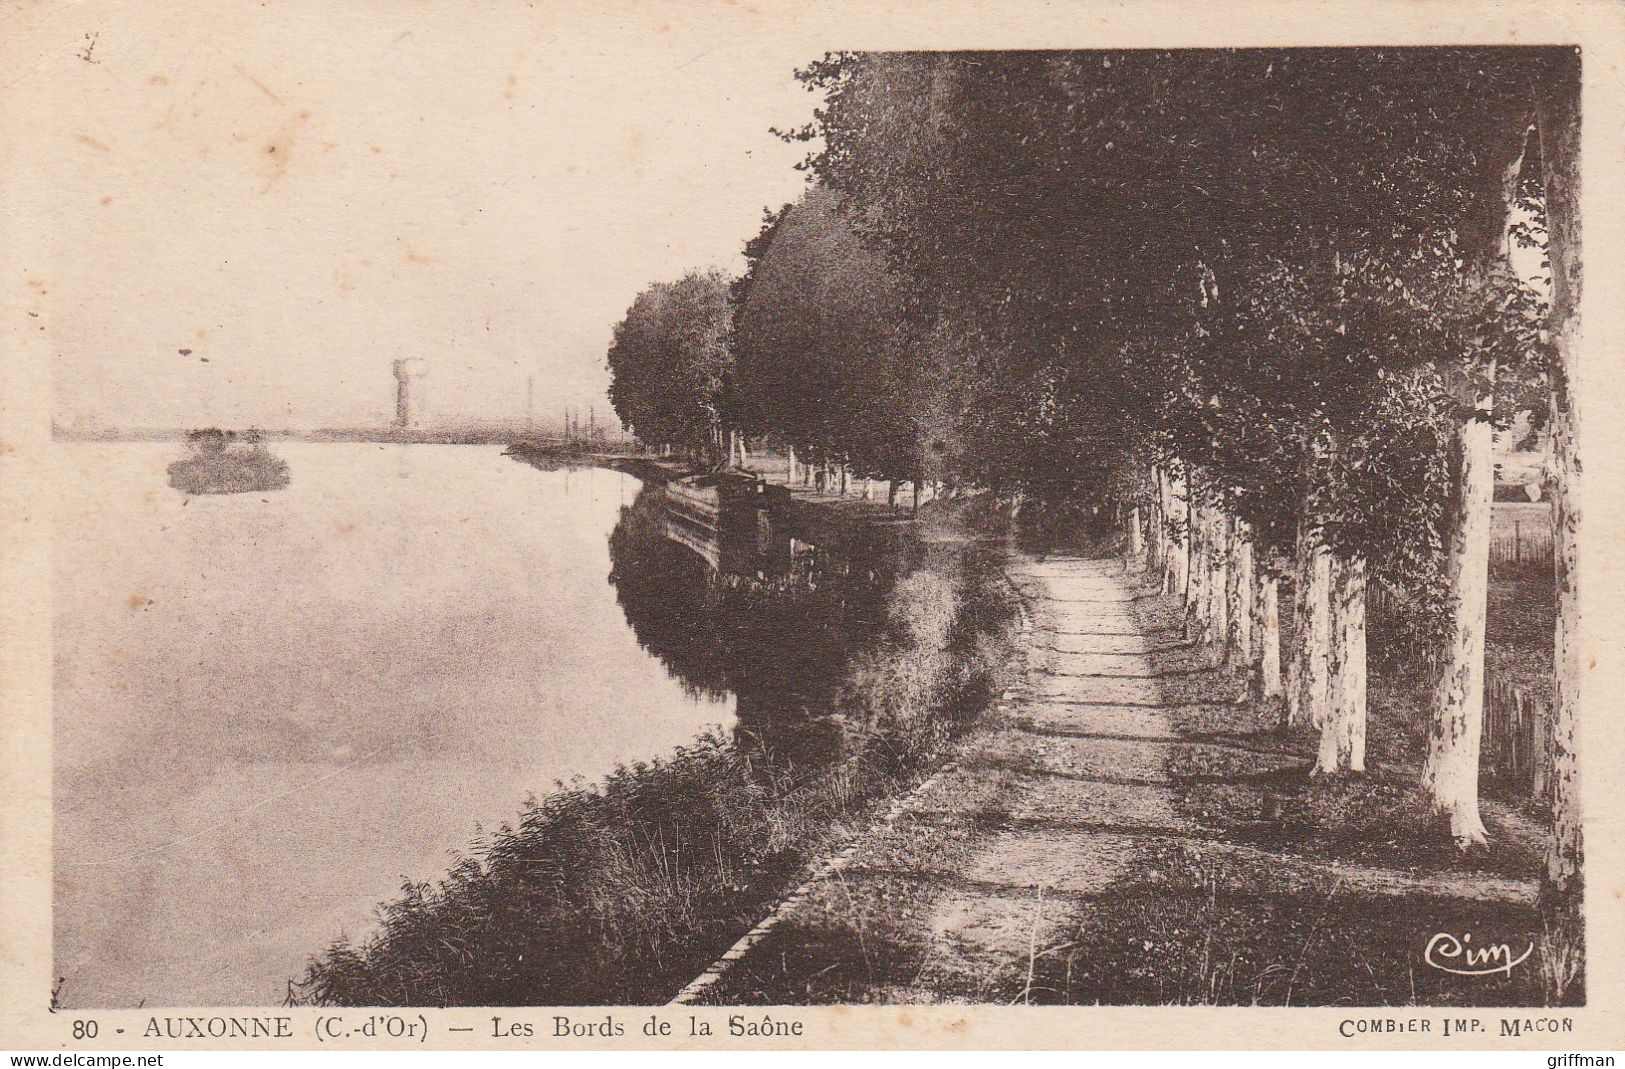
1424,931,1534,976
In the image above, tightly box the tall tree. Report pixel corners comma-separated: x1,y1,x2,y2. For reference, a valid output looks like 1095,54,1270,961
606,270,734,458
1532,47,1583,1006
728,187,917,483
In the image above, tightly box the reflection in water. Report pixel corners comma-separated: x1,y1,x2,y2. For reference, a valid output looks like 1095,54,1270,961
288,465,989,1008
607,479,910,768
54,443,733,1008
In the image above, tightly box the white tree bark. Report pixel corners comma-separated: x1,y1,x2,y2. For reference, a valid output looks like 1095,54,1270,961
1318,554,1368,774
1160,466,1178,595
1151,469,1163,584
1422,411,1494,846
1229,519,1254,683
1260,573,1282,700
1423,109,1533,847
1169,466,1190,601
1536,55,1583,1004
1186,500,1208,644
1148,469,1165,580
1284,540,1304,725
1286,509,1330,728
1306,545,1332,725
1209,507,1231,664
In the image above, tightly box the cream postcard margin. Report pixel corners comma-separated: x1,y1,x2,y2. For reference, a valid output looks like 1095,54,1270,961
2,0,1622,1051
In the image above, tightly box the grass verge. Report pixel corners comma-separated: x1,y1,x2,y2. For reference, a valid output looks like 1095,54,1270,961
1026,842,1542,1006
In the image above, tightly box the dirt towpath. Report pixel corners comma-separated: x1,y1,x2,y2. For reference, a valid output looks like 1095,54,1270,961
684,549,1543,1006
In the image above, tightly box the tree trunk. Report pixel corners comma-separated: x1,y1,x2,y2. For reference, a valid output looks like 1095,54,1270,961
1209,507,1231,664
1422,412,1495,846
1421,98,1534,843
1306,544,1332,725
1536,52,1583,1004
1205,508,1220,645
1177,474,1191,601
1128,505,1143,560
1202,503,1222,662
1260,573,1282,699
1169,466,1190,600
1150,467,1167,580
1208,510,1219,649
1156,466,1171,590
1284,573,1301,724
1185,501,1207,644
1545,297,1584,1002
1287,511,1331,729
1158,467,1175,593
1318,554,1367,774
1229,519,1254,679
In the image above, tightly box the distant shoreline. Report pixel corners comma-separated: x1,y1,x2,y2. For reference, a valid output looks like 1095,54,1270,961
52,427,617,447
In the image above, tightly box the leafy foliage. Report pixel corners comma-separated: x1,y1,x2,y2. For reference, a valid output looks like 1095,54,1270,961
778,47,1555,588
728,187,918,480
607,270,734,453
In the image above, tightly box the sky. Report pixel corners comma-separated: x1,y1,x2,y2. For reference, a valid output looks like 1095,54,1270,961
12,1,821,433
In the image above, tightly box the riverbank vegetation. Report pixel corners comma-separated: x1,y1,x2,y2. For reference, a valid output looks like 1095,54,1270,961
166,428,290,495
291,513,1018,1006
602,49,1581,1002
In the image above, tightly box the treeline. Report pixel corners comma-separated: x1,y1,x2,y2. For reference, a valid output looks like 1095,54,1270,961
605,49,1581,1002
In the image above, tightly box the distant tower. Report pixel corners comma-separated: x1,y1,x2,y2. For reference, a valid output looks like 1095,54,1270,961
392,358,427,429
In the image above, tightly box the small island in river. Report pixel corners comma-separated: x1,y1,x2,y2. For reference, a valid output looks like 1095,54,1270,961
167,428,291,495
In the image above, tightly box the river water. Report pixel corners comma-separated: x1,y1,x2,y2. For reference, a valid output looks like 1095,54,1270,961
53,443,735,1008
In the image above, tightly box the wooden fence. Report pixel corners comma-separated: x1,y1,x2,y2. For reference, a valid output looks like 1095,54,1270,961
1488,516,1553,575
1363,581,1551,807
1482,679,1554,806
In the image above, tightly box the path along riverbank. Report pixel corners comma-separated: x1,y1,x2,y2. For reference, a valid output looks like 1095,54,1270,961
684,547,1548,1007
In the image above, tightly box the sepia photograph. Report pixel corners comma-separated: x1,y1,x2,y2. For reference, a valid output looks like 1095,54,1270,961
3,0,1622,1054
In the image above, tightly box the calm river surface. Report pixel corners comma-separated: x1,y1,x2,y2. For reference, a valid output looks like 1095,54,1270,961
54,443,735,1007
